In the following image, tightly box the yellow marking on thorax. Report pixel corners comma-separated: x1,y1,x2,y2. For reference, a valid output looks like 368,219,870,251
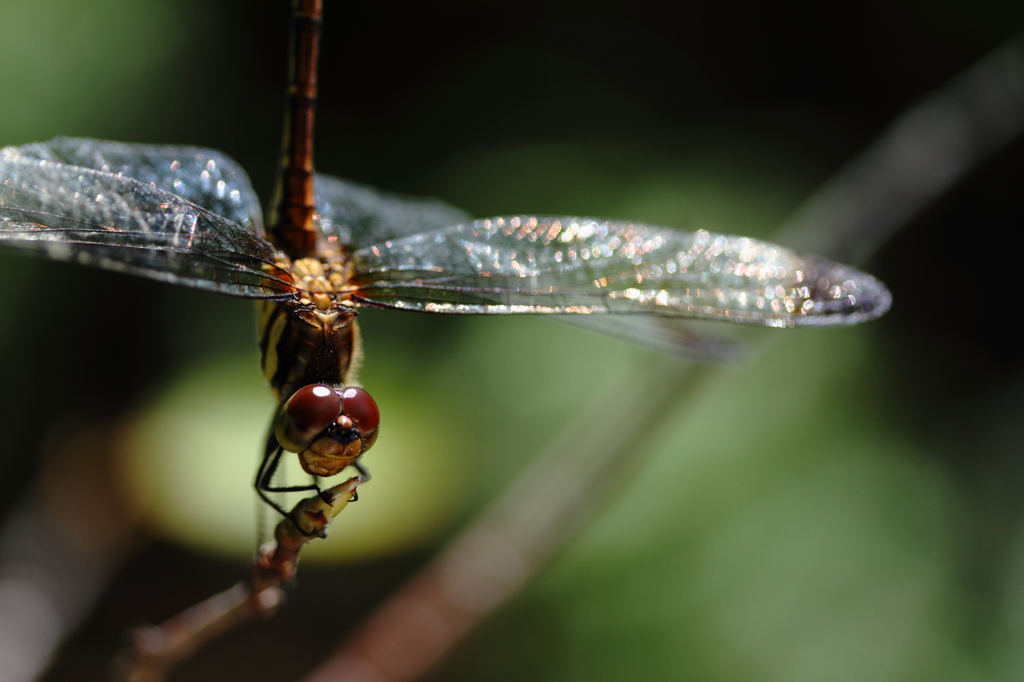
292,257,344,296
262,303,289,384
313,292,332,310
271,251,356,296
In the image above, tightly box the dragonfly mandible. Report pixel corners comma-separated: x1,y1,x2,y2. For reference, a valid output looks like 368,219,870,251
0,0,890,534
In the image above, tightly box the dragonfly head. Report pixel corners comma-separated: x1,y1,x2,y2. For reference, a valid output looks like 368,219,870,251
275,384,380,477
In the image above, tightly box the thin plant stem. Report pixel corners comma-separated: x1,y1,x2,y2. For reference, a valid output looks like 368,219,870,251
114,478,359,682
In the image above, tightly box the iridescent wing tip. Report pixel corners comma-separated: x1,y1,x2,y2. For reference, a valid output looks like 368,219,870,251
778,257,892,328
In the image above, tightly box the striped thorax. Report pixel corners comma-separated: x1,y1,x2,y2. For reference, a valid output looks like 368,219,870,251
258,256,362,401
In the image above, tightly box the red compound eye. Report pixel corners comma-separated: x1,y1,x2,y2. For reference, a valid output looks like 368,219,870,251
276,385,342,452
288,385,342,431
341,386,379,435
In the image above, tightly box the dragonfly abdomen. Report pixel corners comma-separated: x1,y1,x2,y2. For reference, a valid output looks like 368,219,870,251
257,298,361,401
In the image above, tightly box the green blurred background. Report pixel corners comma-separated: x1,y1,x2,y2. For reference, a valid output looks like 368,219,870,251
1,0,1022,680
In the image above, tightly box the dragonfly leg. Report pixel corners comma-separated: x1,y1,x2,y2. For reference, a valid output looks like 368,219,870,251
255,435,321,537
353,459,371,483
255,442,301,523
346,460,370,502
309,475,333,505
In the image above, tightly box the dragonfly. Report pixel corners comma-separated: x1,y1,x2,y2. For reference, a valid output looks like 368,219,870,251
0,0,890,533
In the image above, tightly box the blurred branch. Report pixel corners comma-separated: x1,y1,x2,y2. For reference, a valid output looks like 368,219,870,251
301,32,1024,682
0,421,140,682
775,34,1024,260
114,478,359,682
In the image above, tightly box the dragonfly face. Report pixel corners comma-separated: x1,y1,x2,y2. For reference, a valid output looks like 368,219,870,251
0,2,891,532
275,385,379,477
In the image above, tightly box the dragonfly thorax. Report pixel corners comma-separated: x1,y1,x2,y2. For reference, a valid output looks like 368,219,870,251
283,256,354,296
257,294,362,402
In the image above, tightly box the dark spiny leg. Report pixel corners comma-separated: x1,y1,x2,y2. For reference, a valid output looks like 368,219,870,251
311,475,331,504
255,442,301,523
256,434,320,537
346,460,371,502
354,459,371,482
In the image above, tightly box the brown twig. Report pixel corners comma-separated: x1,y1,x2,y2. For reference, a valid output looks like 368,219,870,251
115,477,359,682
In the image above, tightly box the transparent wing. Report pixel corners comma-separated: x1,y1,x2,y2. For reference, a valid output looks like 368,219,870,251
0,156,295,298
554,315,746,363
350,216,891,328
315,173,471,250
3,137,264,236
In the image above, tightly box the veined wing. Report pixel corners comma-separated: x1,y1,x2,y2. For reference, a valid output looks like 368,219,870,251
554,315,746,363
349,216,891,327
2,137,264,236
315,173,471,250
0,156,294,298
